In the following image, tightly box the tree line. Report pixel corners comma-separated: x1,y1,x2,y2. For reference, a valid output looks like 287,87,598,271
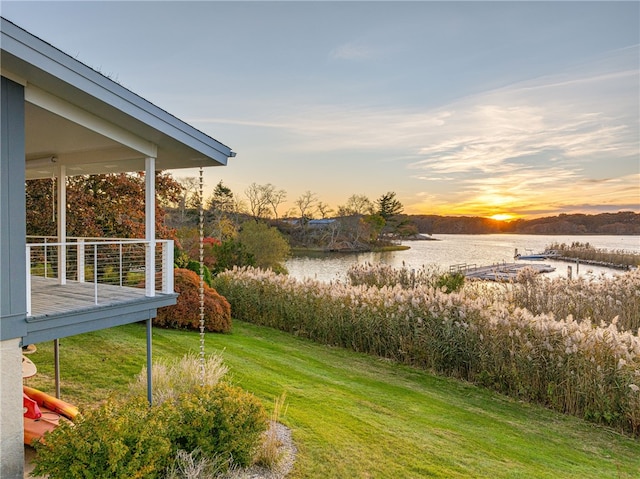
413,211,639,235
26,173,639,279
26,174,415,276
171,180,416,262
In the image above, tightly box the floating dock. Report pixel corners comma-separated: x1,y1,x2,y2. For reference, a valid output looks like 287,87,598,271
450,262,555,281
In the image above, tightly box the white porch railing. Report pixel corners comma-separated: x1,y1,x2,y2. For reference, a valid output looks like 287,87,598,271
25,237,174,316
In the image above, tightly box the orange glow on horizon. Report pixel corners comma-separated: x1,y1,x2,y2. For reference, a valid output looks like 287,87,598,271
489,213,516,222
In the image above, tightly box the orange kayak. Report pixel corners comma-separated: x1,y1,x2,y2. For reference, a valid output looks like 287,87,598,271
23,405,66,445
23,387,79,446
23,386,80,421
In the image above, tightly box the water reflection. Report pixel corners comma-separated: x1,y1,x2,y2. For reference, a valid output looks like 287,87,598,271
285,234,639,283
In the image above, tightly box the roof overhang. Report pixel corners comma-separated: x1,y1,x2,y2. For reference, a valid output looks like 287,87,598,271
1,17,235,180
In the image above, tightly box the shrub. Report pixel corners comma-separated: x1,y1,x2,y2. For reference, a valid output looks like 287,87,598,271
237,221,290,274
186,259,213,287
435,272,465,293
210,239,256,275
33,396,174,479
34,358,268,477
171,384,268,469
30,262,55,277
155,268,231,332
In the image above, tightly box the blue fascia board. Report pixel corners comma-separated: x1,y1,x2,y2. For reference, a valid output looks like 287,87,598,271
23,293,177,344
0,312,27,341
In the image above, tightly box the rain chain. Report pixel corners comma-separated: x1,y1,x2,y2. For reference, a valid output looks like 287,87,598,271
199,167,206,386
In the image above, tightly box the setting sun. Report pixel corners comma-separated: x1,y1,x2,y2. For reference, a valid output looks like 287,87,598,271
489,214,516,222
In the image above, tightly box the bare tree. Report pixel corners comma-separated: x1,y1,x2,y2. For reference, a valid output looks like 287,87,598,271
317,201,334,219
176,176,199,220
266,185,287,221
244,182,272,221
295,190,318,223
337,194,375,216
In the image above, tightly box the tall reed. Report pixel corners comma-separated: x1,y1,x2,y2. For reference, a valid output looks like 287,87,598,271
347,262,465,293
213,267,640,435
347,262,440,289
548,241,640,267
508,267,640,333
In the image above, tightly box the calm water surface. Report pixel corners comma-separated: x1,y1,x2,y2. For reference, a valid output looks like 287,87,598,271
285,234,640,283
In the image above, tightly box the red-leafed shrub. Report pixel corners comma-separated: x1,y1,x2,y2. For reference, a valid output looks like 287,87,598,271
156,268,231,332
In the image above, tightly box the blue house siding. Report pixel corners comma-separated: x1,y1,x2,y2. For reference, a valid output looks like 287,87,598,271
0,76,27,341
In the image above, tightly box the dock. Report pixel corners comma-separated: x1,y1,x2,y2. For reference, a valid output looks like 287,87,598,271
450,262,555,281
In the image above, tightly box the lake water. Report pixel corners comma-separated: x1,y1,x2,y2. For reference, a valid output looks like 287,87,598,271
285,234,640,283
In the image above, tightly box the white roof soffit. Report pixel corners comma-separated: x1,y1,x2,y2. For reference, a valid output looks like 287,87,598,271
26,85,158,158
1,17,235,176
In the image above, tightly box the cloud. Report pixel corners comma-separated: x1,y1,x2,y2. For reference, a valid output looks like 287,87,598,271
400,49,639,214
191,45,638,216
329,41,376,60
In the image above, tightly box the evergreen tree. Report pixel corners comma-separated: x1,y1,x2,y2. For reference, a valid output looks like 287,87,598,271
376,191,403,220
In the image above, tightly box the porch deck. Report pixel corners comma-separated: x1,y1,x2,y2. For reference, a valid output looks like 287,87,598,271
29,275,149,319
23,276,177,345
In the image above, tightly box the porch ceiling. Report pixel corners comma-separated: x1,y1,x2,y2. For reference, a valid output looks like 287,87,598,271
1,16,235,180
25,103,137,179
24,102,205,180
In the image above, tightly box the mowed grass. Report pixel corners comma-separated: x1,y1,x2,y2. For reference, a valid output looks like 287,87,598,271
25,321,640,479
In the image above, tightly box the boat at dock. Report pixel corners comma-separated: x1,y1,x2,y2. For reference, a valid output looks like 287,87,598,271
514,249,560,261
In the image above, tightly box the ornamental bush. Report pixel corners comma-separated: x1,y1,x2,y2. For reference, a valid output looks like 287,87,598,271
186,259,213,287
33,380,268,477
33,396,175,479
155,268,231,332
171,384,268,469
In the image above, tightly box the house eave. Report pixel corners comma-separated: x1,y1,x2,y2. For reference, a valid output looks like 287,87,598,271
1,17,234,169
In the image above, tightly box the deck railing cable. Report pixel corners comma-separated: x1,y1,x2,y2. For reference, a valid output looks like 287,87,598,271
25,238,174,316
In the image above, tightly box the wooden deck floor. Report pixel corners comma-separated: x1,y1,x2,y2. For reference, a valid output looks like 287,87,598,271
29,276,149,319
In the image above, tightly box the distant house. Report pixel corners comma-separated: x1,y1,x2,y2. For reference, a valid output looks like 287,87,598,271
307,218,336,228
282,218,337,228
0,17,235,476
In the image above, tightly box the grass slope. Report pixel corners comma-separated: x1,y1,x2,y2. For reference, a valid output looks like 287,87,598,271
25,321,639,479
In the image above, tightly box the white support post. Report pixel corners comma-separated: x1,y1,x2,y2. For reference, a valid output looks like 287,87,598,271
162,240,174,294
57,164,67,285
145,157,156,297
25,245,31,316
77,238,85,282
93,244,98,304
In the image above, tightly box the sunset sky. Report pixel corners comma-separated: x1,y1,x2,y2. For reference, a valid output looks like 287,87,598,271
3,1,639,219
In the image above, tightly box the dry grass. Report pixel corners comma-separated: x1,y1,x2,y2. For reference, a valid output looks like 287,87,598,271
507,266,640,333
254,393,289,469
129,352,228,405
165,448,229,479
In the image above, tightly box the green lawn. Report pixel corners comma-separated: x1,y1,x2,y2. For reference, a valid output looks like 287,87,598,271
25,321,639,478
